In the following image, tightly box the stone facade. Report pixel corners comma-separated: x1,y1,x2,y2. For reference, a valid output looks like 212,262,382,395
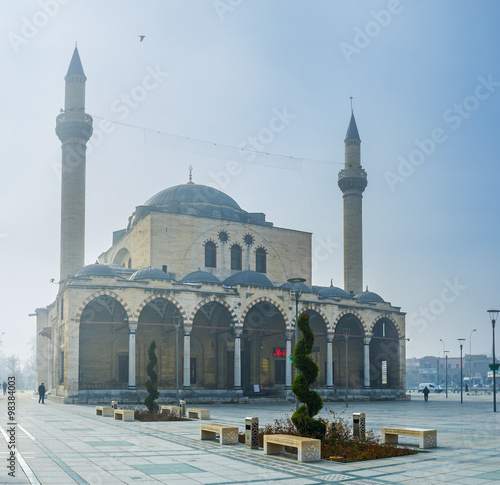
35,49,407,403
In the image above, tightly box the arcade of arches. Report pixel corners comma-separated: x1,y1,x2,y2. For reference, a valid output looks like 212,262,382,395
77,295,403,394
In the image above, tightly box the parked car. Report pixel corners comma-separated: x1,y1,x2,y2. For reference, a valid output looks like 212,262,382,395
418,383,441,393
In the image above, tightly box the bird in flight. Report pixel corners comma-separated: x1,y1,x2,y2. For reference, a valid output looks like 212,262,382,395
139,35,145,42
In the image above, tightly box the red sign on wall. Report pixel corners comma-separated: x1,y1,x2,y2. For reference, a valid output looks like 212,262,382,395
273,347,286,357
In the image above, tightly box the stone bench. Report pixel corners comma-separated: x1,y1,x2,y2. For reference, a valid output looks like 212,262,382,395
381,426,437,449
200,423,238,444
187,408,210,420
263,434,321,462
161,405,181,416
113,409,135,422
95,406,113,417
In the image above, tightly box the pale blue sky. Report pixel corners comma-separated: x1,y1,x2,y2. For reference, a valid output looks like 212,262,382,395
1,0,499,361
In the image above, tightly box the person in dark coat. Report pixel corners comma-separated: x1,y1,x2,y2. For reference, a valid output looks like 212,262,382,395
423,386,430,402
38,383,46,404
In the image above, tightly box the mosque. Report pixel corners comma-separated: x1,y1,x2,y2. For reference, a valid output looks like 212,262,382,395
36,48,407,403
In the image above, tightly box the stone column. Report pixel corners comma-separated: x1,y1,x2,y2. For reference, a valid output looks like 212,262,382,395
285,331,293,390
327,336,333,389
128,323,138,390
234,329,242,390
183,327,192,390
364,337,371,389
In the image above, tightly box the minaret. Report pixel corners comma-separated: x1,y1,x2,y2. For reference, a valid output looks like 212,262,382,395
56,47,93,281
338,102,367,295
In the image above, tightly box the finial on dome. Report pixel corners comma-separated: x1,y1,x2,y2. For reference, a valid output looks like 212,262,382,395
366,285,368,292
350,96,353,114
330,278,333,287
187,165,194,184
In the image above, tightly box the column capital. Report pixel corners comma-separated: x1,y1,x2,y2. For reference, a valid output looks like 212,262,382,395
184,326,192,336
364,336,371,345
234,328,243,338
128,323,138,333
285,331,294,340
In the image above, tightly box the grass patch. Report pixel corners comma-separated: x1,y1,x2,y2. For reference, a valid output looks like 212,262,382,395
239,412,419,462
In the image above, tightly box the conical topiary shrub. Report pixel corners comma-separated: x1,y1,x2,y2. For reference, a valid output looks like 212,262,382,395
291,312,326,439
144,339,160,413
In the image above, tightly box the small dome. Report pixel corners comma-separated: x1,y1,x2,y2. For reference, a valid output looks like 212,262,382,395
354,288,384,303
180,270,221,284
318,286,351,299
129,267,173,281
223,270,273,287
280,282,314,293
76,263,115,277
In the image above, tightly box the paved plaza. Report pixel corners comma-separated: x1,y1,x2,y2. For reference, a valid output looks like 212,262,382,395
0,391,499,484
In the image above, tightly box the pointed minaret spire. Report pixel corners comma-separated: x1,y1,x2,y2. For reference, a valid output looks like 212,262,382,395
187,165,194,184
56,47,93,281
338,101,367,295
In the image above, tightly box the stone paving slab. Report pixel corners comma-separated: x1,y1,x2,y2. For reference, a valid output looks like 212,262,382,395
0,392,499,484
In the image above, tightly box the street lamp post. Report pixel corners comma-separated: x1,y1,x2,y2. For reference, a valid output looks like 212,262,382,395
172,314,181,406
469,328,476,389
344,329,350,408
288,277,305,410
444,351,449,398
487,310,499,413
458,339,465,404
440,339,448,398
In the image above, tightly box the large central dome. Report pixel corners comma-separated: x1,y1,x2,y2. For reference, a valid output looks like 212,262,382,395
144,183,242,210
127,181,272,229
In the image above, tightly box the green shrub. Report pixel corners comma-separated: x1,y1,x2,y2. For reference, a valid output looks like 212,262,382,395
291,313,326,439
144,340,160,413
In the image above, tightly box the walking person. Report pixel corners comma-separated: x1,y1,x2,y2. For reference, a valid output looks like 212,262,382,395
423,386,430,402
2,381,6,395
38,382,46,404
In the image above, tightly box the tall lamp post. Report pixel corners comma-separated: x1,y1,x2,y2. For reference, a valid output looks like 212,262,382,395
172,313,181,406
440,339,448,398
458,339,465,404
444,351,449,398
469,328,476,389
487,310,498,413
344,329,350,408
288,277,305,410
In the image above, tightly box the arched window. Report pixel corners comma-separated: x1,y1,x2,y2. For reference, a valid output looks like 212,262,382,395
205,241,216,268
256,248,266,273
231,244,242,270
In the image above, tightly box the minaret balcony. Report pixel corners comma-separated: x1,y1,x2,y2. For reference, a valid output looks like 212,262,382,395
56,111,93,142
338,168,367,192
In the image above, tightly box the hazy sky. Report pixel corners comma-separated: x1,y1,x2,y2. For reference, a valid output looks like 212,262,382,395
1,1,499,362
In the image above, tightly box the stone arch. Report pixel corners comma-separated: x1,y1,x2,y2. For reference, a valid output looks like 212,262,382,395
135,294,187,323
76,290,132,322
241,296,290,328
189,295,238,327
368,314,401,338
113,247,132,267
298,302,330,328
333,310,366,334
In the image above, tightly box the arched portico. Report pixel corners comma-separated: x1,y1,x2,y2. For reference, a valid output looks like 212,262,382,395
369,317,401,388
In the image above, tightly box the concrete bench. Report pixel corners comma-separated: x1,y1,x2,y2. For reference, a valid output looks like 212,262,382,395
381,426,437,449
200,423,238,444
187,408,210,419
160,405,181,416
263,434,321,462
113,409,135,422
95,406,113,417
